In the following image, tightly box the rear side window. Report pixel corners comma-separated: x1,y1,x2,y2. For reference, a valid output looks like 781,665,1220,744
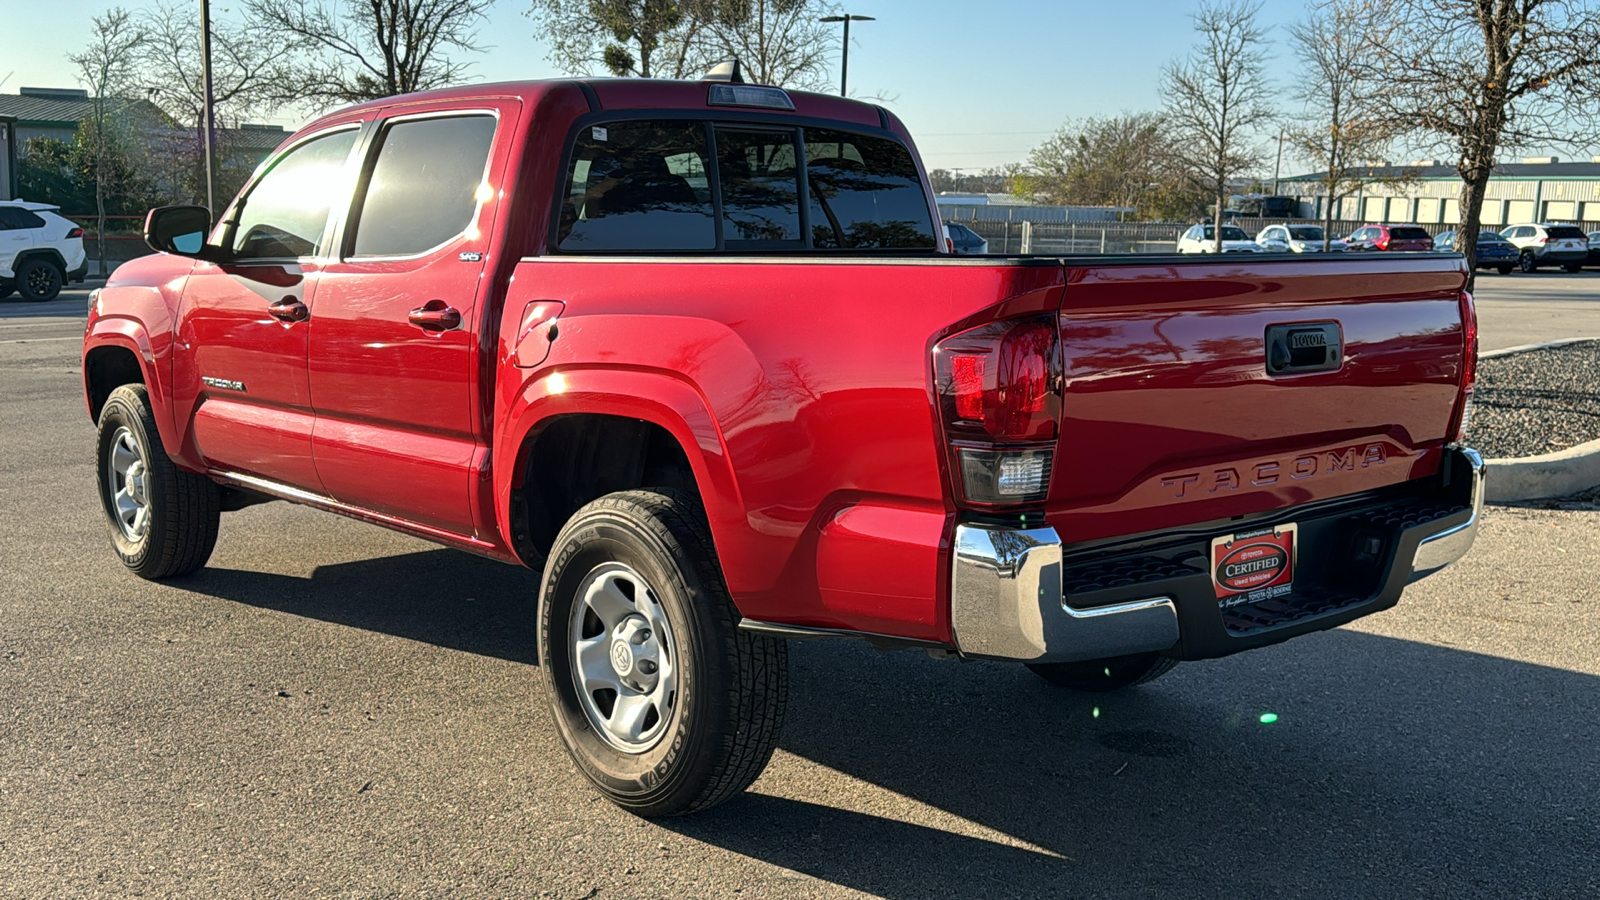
1390,226,1430,239
1545,225,1586,239
804,128,936,249
349,115,497,258
558,121,716,252
555,119,935,253
0,207,46,230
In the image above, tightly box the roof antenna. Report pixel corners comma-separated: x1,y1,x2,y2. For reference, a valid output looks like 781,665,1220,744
702,58,745,84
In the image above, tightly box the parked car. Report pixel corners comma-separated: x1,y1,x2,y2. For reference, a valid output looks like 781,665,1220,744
1435,230,1519,274
943,221,988,255
0,200,88,301
1500,223,1589,272
1588,231,1600,268
1256,223,1346,253
84,76,1483,817
1177,223,1262,253
1344,224,1435,252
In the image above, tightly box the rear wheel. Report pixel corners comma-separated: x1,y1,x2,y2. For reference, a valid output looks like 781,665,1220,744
96,384,221,578
1563,262,1583,273
1027,652,1178,692
1497,265,1514,275
1518,251,1538,273
539,489,787,816
16,258,63,301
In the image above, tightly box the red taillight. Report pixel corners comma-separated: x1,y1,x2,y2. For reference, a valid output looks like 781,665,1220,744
1377,236,1391,250
935,317,1061,506
67,227,83,239
1449,290,1477,443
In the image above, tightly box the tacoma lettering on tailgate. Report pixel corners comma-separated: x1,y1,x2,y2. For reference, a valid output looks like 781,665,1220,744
1161,442,1394,499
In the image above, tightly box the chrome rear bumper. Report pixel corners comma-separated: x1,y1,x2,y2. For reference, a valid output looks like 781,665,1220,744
950,525,1179,663
950,446,1486,664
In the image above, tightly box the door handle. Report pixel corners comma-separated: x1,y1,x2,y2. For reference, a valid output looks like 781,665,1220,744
268,297,309,323
408,300,461,332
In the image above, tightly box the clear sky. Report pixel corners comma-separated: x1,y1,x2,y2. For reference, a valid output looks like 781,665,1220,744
1,0,1343,173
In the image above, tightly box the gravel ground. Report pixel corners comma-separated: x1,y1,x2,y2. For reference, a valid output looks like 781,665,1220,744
1468,339,1600,458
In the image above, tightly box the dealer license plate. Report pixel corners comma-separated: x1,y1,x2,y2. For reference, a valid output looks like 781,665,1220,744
1211,523,1297,608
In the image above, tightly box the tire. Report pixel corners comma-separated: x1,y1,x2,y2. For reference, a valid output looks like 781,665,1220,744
1564,263,1583,273
1518,251,1538,273
96,384,221,579
1026,652,1178,692
16,257,63,301
1497,266,1514,275
538,489,788,817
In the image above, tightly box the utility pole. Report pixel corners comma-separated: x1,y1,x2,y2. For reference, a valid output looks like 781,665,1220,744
819,13,874,97
199,0,217,212
1272,126,1285,196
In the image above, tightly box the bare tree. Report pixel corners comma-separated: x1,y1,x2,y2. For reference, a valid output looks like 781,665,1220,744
529,0,710,78
248,0,496,105
1360,0,1600,278
71,8,146,277
135,0,287,203
696,0,835,90
1162,0,1274,250
1289,0,1412,250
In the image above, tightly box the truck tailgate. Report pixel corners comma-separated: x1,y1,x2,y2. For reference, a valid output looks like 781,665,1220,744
1046,256,1468,545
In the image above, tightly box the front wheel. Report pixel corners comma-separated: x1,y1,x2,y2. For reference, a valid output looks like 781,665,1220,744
1027,652,1178,692
1564,263,1583,273
1519,252,1539,273
96,384,221,578
538,489,788,816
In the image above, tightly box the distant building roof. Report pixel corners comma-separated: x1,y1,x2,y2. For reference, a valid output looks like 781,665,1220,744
1284,161,1600,182
0,88,167,128
222,125,289,153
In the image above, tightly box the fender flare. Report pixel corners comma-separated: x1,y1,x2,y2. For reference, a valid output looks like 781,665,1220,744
82,318,185,466
495,366,758,590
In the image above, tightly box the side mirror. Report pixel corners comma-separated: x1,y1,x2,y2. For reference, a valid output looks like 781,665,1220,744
144,205,216,259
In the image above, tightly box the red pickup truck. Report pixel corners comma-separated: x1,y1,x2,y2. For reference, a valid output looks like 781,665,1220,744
83,75,1484,816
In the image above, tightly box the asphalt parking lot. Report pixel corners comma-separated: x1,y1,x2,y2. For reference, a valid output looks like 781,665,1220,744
2,282,1598,898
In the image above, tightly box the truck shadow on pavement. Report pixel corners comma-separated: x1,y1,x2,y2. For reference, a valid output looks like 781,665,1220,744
179,549,541,665
175,548,1599,898
673,634,1600,899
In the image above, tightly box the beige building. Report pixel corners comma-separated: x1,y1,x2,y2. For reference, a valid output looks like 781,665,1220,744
1281,157,1600,227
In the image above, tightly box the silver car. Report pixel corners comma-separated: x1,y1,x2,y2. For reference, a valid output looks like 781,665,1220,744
1255,223,1347,253
1500,223,1590,272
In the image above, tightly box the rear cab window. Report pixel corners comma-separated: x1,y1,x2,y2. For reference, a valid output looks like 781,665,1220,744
1545,225,1587,239
555,118,936,253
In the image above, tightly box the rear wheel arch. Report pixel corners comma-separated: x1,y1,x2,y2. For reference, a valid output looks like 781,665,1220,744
14,248,67,275
511,412,707,567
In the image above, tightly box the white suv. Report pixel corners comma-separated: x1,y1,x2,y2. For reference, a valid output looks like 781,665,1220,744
1176,223,1263,253
0,201,88,301
1499,223,1589,273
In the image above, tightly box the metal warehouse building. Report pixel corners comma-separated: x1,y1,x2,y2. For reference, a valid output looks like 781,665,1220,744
1281,157,1600,227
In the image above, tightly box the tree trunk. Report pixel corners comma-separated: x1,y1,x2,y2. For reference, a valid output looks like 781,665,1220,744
1214,194,1225,252
95,159,107,279
1458,167,1493,293
1323,191,1337,254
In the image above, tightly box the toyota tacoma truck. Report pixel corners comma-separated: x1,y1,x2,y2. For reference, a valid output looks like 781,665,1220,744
83,74,1484,816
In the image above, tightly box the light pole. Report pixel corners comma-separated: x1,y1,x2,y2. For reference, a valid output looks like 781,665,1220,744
819,13,874,97
199,0,216,213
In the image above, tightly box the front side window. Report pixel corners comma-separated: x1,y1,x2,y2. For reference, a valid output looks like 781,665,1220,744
557,120,715,252
230,129,358,259
1288,226,1322,241
348,114,497,258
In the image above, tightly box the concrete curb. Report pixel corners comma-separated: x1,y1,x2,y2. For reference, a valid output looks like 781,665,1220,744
1477,336,1600,500
1480,336,1600,359
1486,437,1600,503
